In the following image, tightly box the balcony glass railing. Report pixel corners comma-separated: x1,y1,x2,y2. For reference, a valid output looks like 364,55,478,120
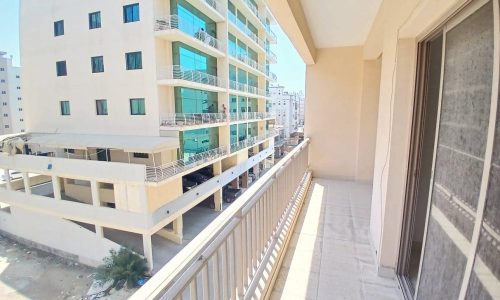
160,113,227,127
228,11,266,49
229,112,274,122
145,146,228,182
155,15,223,52
133,139,311,299
229,49,266,73
229,80,266,96
157,65,226,88
267,27,277,42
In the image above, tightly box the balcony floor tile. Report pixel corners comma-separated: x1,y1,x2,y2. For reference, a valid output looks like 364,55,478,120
271,179,402,299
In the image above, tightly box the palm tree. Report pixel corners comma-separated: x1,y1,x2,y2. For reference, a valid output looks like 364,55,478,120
95,247,148,289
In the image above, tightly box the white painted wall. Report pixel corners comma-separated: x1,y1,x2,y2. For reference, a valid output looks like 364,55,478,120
0,53,24,134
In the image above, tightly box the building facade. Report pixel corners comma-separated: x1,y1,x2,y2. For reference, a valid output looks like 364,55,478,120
268,85,299,138
0,0,278,271
0,52,24,134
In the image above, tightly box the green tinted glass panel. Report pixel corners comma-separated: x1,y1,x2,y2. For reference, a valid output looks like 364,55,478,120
174,87,218,113
238,123,247,141
180,128,219,159
173,42,217,75
229,95,238,113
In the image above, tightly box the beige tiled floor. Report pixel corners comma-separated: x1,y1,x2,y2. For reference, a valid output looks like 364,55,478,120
271,179,402,300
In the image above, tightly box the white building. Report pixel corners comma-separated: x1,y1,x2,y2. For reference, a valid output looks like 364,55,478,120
0,52,24,134
268,85,299,137
0,0,278,271
298,91,305,126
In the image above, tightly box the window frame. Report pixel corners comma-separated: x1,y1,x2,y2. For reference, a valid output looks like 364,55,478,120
125,51,143,70
95,99,108,115
123,4,140,23
91,56,104,73
56,61,67,76
54,20,64,36
129,98,145,115
60,100,71,116
88,11,101,29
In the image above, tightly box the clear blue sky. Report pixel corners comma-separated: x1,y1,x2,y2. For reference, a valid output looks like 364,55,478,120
0,0,305,92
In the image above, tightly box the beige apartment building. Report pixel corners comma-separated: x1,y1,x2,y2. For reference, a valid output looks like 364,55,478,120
133,0,500,299
0,52,24,134
0,0,279,271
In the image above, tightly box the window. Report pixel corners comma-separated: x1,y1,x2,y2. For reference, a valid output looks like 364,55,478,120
0,80,4,83
20,119,23,122
89,11,101,29
16,86,20,90
1,91,5,95
15,75,19,78
64,148,75,154
123,4,140,23
18,108,22,111
56,61,67,76
17,97,21,100
130,98,145,115
126,52,142,70
54,20,64,36
0,68,4,71
60,100,70,115
133,153,149,159
3,114,7,117
91,56,104,73
4,125,9,129
95,99,108,115
2,102,6,106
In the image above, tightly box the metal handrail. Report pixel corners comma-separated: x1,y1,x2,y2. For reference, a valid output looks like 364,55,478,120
157,65,226,88
229,48,266,73
145,146,228,182
242,0,267,27
229,112,275,122
228,80,266,96
228,11,266,49
266,70,277,81
160,113,227,127
203,0,226,16
155,15,223,52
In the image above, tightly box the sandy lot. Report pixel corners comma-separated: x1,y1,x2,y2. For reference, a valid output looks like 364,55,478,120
0,234,96,299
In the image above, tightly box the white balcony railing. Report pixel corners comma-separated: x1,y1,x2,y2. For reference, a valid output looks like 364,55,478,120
229,48,266,73
266,70,277,81
145,146,228,182
228,11,266,50
160,113,227,127
157,65,226,88
203,0,227,16
155,15,223,52
132,139,311,299
267,49,277,63
229,112,274,122
229,80,266,96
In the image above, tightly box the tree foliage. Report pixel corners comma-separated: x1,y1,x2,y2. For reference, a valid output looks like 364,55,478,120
95,247,148,289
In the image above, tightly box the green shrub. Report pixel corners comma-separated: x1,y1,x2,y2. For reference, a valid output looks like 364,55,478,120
95,247,148,288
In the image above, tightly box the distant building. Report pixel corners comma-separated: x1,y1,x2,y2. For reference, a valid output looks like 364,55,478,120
0,52,24,134
268,85,300,138
298,91,305,126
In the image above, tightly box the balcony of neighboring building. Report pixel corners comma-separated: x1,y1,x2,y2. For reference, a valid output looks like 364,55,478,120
229,111,274,124
159,112,228,131
184,0,227,22
231,0,267,30
228,10,266,52
228,48,267,77
229,80,266,98
267,48,277,64
230,129,277,153
157,65,226,92
266,69,277,82
154,15,225,58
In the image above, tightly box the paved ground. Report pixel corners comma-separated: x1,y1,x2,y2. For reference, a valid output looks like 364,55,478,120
271,179,403,300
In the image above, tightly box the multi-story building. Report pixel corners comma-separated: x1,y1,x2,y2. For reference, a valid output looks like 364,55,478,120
0,0,278,271
0,52,24,134
269,85,299,137
298,90,305,126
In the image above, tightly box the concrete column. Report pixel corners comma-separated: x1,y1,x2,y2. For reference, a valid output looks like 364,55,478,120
230,177,239,188
51,176,61,200
22,172,30,194
4,169,11,190
95,225,104,238
142,234,154,271
173,215,183,239
241,171,249,188
90,180,101,207
214,189,223,211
